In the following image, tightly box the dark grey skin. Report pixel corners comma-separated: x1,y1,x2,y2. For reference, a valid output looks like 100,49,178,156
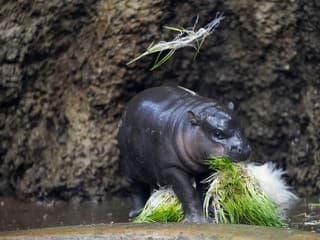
118,86,251,223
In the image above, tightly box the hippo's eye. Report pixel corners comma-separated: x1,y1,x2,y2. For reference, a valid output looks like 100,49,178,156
213,129,224,140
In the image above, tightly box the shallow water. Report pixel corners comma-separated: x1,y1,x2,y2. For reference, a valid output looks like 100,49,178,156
0,196,130,231
288,196,320,233
0,196,319,233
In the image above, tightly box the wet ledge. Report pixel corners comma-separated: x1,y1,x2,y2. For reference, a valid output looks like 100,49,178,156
0,223,319,240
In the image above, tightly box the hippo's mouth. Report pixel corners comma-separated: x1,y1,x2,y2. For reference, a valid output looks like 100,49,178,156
203,152,220,160
225,153,240,163
204,152,241,163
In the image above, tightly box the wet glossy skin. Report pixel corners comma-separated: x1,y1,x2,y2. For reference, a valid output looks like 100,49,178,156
118,86,251,222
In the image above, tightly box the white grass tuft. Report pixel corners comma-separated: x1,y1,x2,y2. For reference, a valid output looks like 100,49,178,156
244,162,299,214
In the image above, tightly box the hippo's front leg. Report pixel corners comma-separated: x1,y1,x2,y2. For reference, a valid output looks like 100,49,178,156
163,167,206,223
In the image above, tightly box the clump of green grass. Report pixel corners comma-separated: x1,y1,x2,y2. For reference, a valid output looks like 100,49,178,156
203,156,284,227
133,188,183,223
134,156,284,226
127,14,224,70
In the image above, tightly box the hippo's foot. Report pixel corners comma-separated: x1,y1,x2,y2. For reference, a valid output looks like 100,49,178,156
128,186,149,218
129,208,142,218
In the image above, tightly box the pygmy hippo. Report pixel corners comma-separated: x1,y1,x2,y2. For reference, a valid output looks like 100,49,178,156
118,86,251,222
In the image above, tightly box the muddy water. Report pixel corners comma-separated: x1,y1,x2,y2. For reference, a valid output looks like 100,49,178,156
0,196,319,233
0,197,130,231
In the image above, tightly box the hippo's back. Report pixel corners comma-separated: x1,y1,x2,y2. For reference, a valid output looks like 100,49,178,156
121,86,198,131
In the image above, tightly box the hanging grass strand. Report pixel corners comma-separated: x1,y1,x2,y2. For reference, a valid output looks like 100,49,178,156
127,14,224,70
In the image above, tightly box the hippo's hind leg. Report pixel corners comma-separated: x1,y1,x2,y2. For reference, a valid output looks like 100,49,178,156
128,180,150,218
118,134,150,217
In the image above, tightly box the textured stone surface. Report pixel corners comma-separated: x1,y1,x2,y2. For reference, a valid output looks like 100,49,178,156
0,0,319,199
1,223,320,240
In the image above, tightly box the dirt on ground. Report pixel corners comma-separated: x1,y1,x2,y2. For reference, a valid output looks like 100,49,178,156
0,0,319,200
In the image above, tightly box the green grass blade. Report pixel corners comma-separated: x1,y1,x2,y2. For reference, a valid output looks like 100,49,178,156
150,49,175,70
154,50,163,66
127,52,150,65
193,36,206,60
164,26,183,33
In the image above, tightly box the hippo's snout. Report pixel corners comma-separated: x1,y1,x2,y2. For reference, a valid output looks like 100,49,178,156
229,143,251,162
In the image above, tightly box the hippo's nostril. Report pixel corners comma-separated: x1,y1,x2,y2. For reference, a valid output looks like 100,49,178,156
237,148,242,154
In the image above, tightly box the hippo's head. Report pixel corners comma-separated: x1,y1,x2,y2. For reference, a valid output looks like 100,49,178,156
186,104,251,162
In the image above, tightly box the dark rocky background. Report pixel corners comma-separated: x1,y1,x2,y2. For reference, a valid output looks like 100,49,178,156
0,0,319,200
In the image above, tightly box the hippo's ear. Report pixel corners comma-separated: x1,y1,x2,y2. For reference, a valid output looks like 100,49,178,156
187,111,200,125
228,101,235,111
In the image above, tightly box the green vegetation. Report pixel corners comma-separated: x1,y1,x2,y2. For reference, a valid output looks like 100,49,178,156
134,156,284,227
203,156,284,227
127,15,224,70
133,188,183,223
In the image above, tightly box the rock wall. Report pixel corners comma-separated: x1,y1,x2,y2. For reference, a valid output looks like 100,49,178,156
0,0,319,199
